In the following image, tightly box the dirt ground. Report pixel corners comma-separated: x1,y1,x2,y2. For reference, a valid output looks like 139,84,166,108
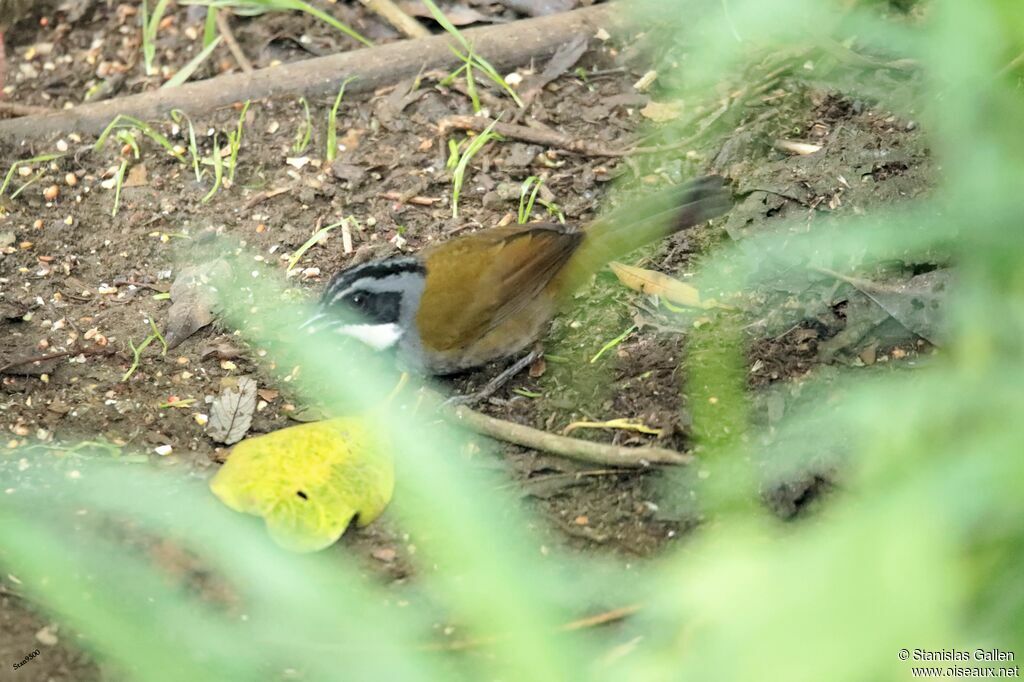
0,2,933,680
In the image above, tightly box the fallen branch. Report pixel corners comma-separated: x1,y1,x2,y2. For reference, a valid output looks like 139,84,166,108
449,404,691,467
0,4,620,139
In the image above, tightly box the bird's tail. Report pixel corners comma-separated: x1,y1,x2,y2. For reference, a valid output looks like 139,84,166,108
562,175,733,291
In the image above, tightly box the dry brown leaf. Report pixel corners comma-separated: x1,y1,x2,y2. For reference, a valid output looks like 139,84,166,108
818,267,953,346
125,163,149,187
207,376,257,445
520,35,588,106
165,259,229,349
338,128,366,152
257,388,280,402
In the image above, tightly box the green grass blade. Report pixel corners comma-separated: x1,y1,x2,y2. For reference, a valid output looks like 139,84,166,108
95,115,185,162
111,159,129,217
163,35,223,88
142,0,172,76
10,168,47,199
518,176,542,224
290,0,372,47
0,153,65,198
326,77,356,162
420,0,469,51
451,118,501,218
293,97,312,154
171,109,204,182
202,134,224,202
203,6,219,46
228,100,251,182
287,219,347,271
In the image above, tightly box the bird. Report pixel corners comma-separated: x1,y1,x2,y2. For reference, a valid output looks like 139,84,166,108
306,175,733,376
0,0,34,94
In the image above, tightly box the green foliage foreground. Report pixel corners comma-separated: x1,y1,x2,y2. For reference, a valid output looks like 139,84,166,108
2,0,1023,679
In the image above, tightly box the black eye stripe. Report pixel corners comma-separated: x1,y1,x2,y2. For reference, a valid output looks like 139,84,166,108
322,258,425,303
319,258,423,305
317,257,426,328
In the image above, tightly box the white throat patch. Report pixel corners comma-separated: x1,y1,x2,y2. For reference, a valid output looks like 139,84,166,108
335,323,404,350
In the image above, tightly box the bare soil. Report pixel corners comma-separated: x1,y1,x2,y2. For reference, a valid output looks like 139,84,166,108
0,3,932,679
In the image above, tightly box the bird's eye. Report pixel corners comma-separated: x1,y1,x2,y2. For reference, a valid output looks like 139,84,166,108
350,293,363,306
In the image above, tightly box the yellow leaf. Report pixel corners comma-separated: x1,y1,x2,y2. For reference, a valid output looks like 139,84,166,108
609,261,706,308
210,416,394,552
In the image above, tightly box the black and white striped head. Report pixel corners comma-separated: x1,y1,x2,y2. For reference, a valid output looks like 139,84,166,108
303,258,426,351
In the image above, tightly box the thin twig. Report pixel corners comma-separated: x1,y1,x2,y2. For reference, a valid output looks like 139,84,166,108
497,469,625,491
0,345,115,375
439,105,766,159
378,191,441,206
448,404,691,467
425,603,642,651
561,604,641,631
242,186,291,209
214,9,254,74
811,265,918,295
818,37,918,72
358,0,430,39
0,102,53,118
111,278,170,293
439,115,632,157
997,50,1024,77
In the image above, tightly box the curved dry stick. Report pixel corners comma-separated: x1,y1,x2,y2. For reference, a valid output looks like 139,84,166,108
449,405,692,467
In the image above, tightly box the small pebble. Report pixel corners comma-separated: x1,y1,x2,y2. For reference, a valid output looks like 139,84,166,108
35,625,59,647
